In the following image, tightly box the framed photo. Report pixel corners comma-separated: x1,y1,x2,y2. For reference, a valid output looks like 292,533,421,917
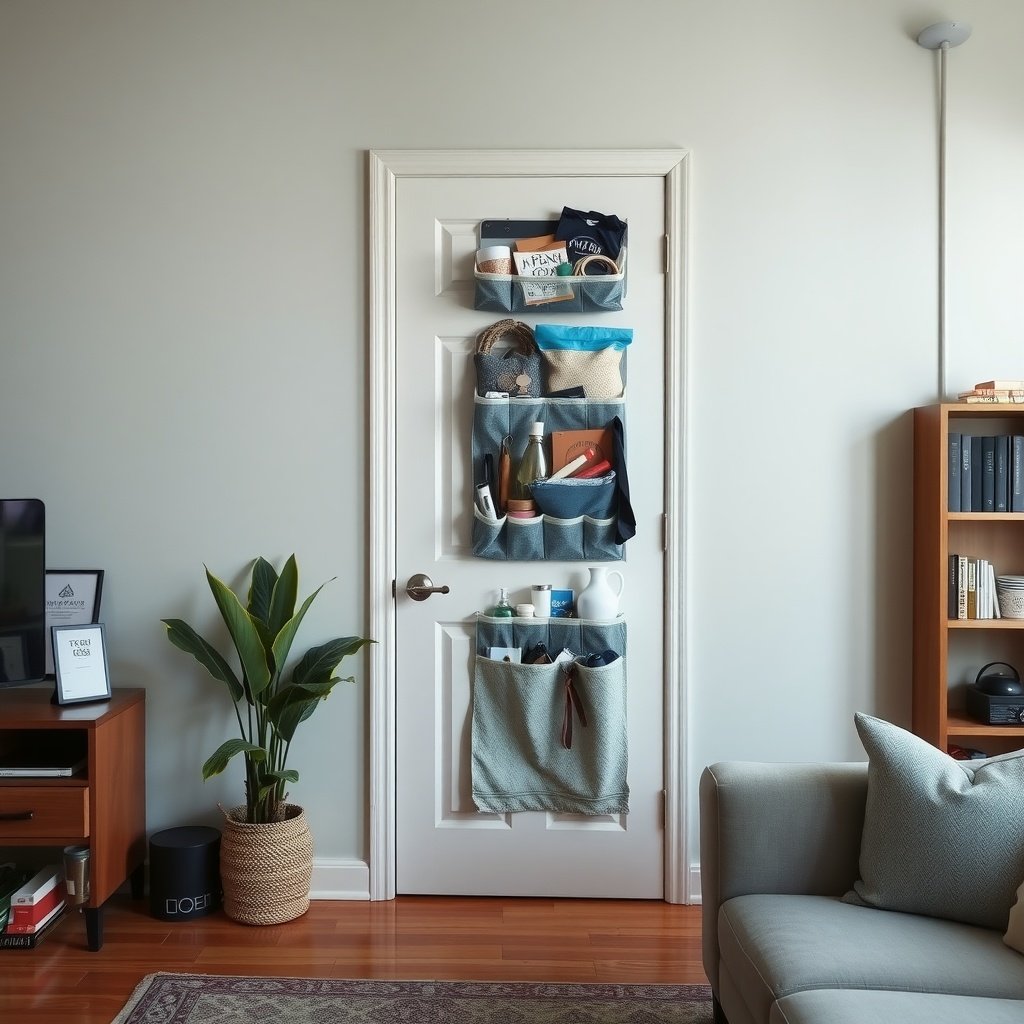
45,570,104,678
52,623,111,705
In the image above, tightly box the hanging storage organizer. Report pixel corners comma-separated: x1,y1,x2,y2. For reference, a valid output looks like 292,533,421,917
471,321,632,562
473,252,626,315
471,614,629,815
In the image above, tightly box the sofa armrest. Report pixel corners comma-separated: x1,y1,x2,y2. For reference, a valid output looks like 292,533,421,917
699,761,867,994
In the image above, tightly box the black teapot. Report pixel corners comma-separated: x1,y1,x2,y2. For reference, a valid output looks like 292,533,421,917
974,662,1024,697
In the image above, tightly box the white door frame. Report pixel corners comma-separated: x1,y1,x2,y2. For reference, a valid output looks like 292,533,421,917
368,149,691,902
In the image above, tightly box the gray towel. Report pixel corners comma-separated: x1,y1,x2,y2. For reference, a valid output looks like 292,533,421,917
471,655,629,815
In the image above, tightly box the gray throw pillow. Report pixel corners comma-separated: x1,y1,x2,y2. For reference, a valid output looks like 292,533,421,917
844,713,1024,930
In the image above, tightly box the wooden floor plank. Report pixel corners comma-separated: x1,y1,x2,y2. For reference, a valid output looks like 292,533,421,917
0,894,708,1023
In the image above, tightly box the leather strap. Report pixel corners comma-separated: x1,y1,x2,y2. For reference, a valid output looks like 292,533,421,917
560,663,589,749
611,415,636,544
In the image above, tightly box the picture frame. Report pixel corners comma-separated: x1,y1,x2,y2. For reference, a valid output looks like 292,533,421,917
45,570,104,678
52,623,111,705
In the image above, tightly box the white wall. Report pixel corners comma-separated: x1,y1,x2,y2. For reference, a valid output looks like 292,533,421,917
2,1,1022,894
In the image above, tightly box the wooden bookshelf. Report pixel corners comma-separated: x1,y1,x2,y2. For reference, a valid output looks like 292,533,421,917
913,404,1024,753
0,688,145,950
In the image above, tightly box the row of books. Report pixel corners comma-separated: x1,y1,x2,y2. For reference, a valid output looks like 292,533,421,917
948,555,1001,620
958,379,1024,403
947,434,1024,512
0,864,67,949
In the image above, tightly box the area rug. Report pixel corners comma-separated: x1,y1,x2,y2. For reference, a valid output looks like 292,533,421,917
111,974,714,1023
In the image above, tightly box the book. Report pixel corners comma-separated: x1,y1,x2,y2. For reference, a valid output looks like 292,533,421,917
982,436,996,511
11,865,62,907
967,559,977,619
948,554,959,619
1013,437,1024,512
971,436,984,511
5,898,65,934
948,433,961,511
975,380,1024,390
550,428,615,474
995,436,1010,512
959,394,1024,404
0,906,66,948
957,555,968,619
960,434,972,512
8,881,63,928
992,562,1002,619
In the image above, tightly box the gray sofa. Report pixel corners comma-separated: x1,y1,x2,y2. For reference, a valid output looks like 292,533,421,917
700,761,1024,1023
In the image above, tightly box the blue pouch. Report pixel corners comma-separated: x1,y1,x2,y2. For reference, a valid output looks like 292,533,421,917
535,326,633,399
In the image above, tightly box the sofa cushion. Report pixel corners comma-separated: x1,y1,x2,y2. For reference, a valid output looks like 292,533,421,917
771,989,1024,1024
719,894,1024,1024
844,712,1024,929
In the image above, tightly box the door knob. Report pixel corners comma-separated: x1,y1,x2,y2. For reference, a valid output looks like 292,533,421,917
406,573,451,601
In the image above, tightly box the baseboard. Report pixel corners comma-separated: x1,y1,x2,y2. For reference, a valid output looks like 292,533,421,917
689,862,702,903
310,858,370,900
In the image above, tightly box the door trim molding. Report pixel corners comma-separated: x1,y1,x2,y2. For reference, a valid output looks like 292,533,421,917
368,149,691,902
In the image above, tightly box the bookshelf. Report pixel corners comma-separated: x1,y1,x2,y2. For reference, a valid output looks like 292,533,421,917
913,404,1024,753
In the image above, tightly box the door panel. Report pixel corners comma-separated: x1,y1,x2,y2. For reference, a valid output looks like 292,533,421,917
394,174,666,897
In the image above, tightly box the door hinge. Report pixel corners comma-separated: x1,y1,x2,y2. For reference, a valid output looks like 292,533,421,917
661,513,668,553
391,579,397,598
660,789,667,829
663,233,670,275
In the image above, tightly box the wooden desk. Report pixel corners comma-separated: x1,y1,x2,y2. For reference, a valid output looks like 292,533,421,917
0,688,146,950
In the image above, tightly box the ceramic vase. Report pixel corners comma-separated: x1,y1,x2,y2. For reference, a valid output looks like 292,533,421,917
576,566,624,621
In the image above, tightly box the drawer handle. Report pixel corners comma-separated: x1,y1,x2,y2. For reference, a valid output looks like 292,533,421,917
0,810,34,821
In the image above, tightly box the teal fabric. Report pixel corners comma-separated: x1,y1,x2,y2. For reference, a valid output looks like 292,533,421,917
534,324,633,351
471,617,628,815
471,656,628,814
771,990,1024,1024
719,894,1024,1024
845,713,1024,929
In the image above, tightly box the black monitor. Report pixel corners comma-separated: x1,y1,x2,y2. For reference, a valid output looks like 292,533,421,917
0,499,46,687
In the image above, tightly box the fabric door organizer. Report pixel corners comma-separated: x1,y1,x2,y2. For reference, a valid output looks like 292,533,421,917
471,614,628,815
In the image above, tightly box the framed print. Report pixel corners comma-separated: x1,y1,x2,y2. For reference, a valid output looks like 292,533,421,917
52,623,111,705
45,570,104,677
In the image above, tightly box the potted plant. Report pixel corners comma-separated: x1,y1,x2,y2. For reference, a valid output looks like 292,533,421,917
162,554,372,924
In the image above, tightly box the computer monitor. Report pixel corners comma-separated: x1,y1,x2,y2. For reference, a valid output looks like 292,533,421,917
0,499,46,687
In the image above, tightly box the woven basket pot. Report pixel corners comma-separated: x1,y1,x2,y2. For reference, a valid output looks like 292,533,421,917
219,803,313,925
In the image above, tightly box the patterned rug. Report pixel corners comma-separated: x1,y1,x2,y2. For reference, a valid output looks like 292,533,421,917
111,974,714,1023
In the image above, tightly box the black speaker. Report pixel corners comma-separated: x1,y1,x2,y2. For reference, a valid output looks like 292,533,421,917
148,825,221,921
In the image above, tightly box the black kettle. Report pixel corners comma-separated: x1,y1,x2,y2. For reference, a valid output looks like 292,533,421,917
974,662,1024,697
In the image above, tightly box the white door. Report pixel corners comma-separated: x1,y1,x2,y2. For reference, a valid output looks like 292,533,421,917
389,165,674,898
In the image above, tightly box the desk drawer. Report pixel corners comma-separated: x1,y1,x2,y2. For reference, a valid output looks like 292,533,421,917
0,787,89,839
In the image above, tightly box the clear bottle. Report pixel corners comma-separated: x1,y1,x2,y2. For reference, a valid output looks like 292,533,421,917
490,587,514,617
512,421,548,499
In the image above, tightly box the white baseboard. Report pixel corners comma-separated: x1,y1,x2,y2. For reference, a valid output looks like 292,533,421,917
688,862,702,903
310,858,370,900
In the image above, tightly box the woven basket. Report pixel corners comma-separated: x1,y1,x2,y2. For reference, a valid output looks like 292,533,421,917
219,803,313,925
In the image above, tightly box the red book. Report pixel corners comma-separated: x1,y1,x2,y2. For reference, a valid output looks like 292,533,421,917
5,900,65,934
8,884,63,928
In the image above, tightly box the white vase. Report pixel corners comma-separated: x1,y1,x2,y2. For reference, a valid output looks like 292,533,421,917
576,566,624,621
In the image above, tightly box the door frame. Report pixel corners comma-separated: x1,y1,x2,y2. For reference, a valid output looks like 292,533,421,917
368,149,691,902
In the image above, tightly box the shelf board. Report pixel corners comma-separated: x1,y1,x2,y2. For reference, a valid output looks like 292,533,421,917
948,512,1024,521
947,712,1024,739
947,618,1024,628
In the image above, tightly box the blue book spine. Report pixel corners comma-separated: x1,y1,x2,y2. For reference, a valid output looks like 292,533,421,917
948,433,962,512
982,436,996,512
996,435,1010,512
1013,437,1024,512
971,436,984,511
961,434,973,512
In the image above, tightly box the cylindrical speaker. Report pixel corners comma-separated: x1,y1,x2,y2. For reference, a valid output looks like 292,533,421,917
148,825,221,921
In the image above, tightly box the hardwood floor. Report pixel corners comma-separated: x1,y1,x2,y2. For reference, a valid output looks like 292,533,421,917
0,894,707,1023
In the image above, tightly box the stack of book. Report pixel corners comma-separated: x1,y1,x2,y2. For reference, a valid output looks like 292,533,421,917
958,380,1024,403
947,434,1024,512
0,865,66,949
948,555,1001,620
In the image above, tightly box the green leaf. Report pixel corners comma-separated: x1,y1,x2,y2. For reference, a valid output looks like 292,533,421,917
202,739,266,779
270,584,323,677
267,555,299,639
205,567,271,697
162,619,244,703
247,557,277,626
268,676,355,741
293,636,375,687
264,768,300,785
